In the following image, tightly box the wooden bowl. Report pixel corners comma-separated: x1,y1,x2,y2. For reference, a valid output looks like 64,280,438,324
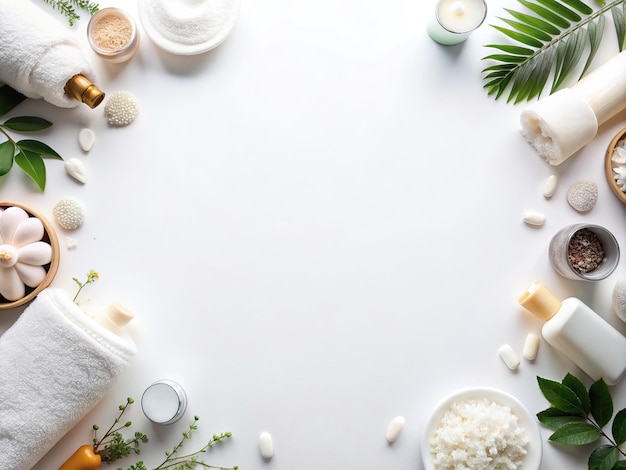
605,127,626,205
0,202,60,310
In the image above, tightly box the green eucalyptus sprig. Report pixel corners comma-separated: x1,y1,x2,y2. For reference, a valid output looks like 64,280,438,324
40,0,100,26
0,85,63,192
93,398,148,463
537,373,626,470
125,416,238,470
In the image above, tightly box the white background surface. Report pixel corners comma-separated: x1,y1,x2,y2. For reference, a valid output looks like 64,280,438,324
1,0,626,469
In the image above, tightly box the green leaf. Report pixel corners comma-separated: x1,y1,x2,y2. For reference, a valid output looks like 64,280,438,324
483,43,535,55
612,408,626,445
14,149,46,192
537,407,586,430
590,379,613,428
536,0,583,21
562,0,596,14
0,86,26,116
552,28,588,91
580,15,606,77
519,0,572,28
0,140,15,176
549,422,602,445
537,376,587,416
504,8,563,34
492,24,545,46
17,140,62,160
499,17,554,40
3,116,53,132
588,444,619,470
611,2,626,50
562,373,591,414
612,460,626,469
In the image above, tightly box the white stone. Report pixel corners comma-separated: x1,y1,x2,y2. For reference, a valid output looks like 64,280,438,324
78,128,95,152
523,211,546,226
385,416,405,443
259,431,274,459
64,158,87,184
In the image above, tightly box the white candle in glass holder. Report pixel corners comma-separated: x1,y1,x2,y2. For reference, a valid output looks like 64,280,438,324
427,0,487,45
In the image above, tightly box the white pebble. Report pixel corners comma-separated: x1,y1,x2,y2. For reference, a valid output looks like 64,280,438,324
66,237,78,250
78,128,95,151
567,179,598,212
385,416,405,443
64,158,87,184
522,333,540,361
104,90,139,127
259,431,274,459
53,196,86,230
543,174,558,198
523,211,546,226
613,279,626,323
498,344,520,370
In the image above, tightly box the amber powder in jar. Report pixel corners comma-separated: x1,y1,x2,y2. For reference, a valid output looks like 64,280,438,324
88,8,139,63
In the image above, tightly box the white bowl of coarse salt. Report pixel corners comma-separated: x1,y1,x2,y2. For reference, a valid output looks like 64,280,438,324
421,387,542,470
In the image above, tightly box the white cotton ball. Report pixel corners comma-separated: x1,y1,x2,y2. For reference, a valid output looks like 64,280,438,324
613,279,626,323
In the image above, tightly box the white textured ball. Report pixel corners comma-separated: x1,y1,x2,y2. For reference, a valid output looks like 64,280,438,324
53,196,86,230
104,90,139,127
567,179,598,212
613,278,626,323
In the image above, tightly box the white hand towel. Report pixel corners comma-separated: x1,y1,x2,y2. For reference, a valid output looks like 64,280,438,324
0,0,96,108
0,287,136,470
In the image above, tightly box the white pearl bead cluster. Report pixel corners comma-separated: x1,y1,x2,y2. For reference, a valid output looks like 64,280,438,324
104,90,139,126
52,197,86,230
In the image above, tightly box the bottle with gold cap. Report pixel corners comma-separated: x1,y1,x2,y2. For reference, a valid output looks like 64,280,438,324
518,281,626,385
0,0,105,109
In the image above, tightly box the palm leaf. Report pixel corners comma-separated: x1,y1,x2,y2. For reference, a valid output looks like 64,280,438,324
482,0,626,102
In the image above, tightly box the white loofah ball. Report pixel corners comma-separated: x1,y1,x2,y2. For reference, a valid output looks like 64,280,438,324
613,279,626,323
53,197,86,230
104,90,139,126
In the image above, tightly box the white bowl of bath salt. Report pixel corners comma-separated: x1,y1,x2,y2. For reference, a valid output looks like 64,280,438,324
421,387,542,470
137,0,240,55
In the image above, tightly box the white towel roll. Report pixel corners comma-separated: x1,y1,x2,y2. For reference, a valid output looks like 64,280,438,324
0,288,137,470
0,0,96,107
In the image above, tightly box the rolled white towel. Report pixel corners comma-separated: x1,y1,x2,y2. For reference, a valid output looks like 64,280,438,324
0,0,97,107
0,287,137,470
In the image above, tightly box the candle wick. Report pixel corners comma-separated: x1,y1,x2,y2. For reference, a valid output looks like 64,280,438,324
451,1,465,15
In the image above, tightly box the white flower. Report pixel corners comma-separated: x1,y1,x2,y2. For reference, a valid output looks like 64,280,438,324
0,206,52,301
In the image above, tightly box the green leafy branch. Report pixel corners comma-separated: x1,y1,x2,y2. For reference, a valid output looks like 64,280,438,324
482,0,626,103
39,0,100,26
0,85,63,192
125,416,238,470
537,373,626,470
93,398,148,463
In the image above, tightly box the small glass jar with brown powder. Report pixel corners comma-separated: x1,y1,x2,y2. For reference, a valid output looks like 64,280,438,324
88,8,139,63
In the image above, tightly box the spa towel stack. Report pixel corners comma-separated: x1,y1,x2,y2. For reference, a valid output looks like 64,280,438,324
0,0,96,107
0,288,136,470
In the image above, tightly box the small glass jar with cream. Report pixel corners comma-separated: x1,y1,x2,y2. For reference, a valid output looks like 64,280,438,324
87,8,140,63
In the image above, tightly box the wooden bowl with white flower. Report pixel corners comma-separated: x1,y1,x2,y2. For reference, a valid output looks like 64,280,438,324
0,202,60,310
605,127,626,205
